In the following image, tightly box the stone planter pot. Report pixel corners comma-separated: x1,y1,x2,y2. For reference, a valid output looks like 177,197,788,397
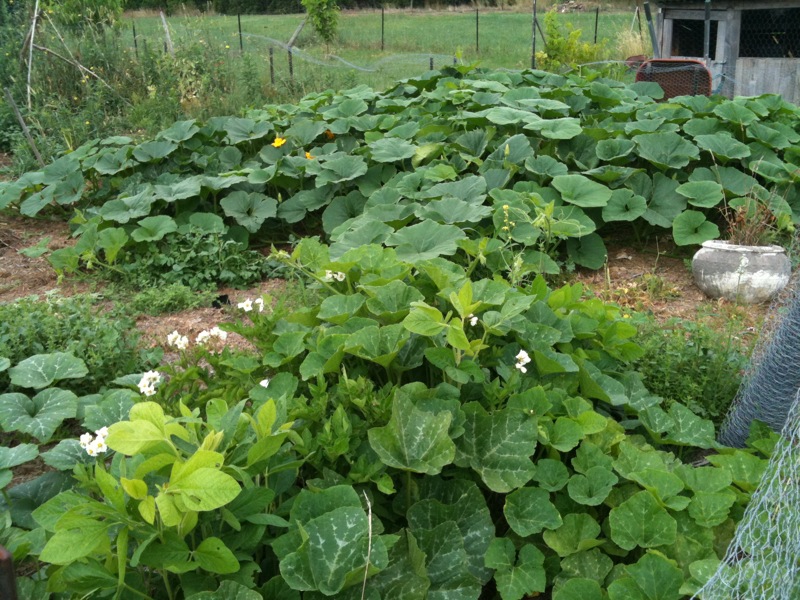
692,240,791,304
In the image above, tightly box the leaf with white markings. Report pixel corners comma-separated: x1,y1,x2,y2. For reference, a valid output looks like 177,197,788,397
455,402,537,492
0,389,78,442
369,391,455,474
9,352,88,389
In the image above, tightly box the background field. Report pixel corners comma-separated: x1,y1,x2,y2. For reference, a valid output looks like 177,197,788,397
123,8,642,92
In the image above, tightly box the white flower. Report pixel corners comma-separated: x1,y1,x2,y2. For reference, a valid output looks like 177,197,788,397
86,445,98,457
254,297,265,312
468,314,479,326
196,330,211,345
323,270,334,282
168,330,189,350
89,438,108,455
259,378,270,388
140,370,162,384
334,271,346,282
515,349,531,373
238,299,253,312
139,383,157,397
209,326,228,341
79,433,93,448
95,426,109,439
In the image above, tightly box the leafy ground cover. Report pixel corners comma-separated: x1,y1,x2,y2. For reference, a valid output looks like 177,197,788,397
0,231,774,599
0,63,786,598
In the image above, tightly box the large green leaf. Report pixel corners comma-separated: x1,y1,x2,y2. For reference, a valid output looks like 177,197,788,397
364,280,424,322
41,440,93,470
413,521,481,598
317,294,366,325
309,154,369,186
596,138,636,161
609,491,677,550
193,537,239,574
713,101,758,126
224,117,273,144
672,210,720,246
186,581,262,600
344,324,409,367
567,466,618,506
96,227,128,264
542,513,602,558
676,181,724,208
385,220,466,262
131,215,178,242
504,486,562,536
688,490,737,527
370,137,417,162
99,187,155,223
368,391,455,474
170,468,241,512
132,140,177,163
0,443,38,470
454,403,537,492
408,477,494,585
566,234,607,269
274,485,388,596
485,539,546,600
220,191,277,233
553,578,603,600
369,531,430,600
9,352,88,389
694,133,751,162
552,174,612,208
602,189,647,222
608,553,683,600
159,119,200,142
633,132,699,169
39,517,111,564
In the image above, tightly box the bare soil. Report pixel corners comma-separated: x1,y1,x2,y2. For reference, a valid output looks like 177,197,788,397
0,213,768,339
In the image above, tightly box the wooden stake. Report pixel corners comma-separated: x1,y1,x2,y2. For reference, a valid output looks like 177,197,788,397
3,87,45,167
287,16,307,48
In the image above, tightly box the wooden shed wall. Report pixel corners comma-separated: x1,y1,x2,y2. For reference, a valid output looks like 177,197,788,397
734,58,800,103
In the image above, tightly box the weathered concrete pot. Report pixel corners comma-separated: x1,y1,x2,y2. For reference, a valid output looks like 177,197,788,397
692,240,791,304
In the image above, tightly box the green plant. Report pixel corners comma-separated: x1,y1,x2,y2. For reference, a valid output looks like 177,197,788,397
536,9,608,72
302,0,340,50
0,293,156,395
5,68,797,286
129,283,218,315
2,238,773,598
632,313,751,424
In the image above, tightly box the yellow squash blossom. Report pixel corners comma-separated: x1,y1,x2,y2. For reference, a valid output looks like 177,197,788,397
272,137,287,148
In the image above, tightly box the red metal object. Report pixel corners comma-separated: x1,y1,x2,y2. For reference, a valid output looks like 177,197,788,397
0,545,18,600
635,58,712,99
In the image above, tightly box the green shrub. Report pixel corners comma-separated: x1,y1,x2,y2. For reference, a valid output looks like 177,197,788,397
632,314,751,424
128,283,218,315
0,293,155,394
114,228,273,291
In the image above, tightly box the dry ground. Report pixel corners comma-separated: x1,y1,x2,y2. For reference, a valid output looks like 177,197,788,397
0,212,769,352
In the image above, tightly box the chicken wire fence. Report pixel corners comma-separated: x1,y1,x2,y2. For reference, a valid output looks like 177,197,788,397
692,232,800,598
694,388,800,599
